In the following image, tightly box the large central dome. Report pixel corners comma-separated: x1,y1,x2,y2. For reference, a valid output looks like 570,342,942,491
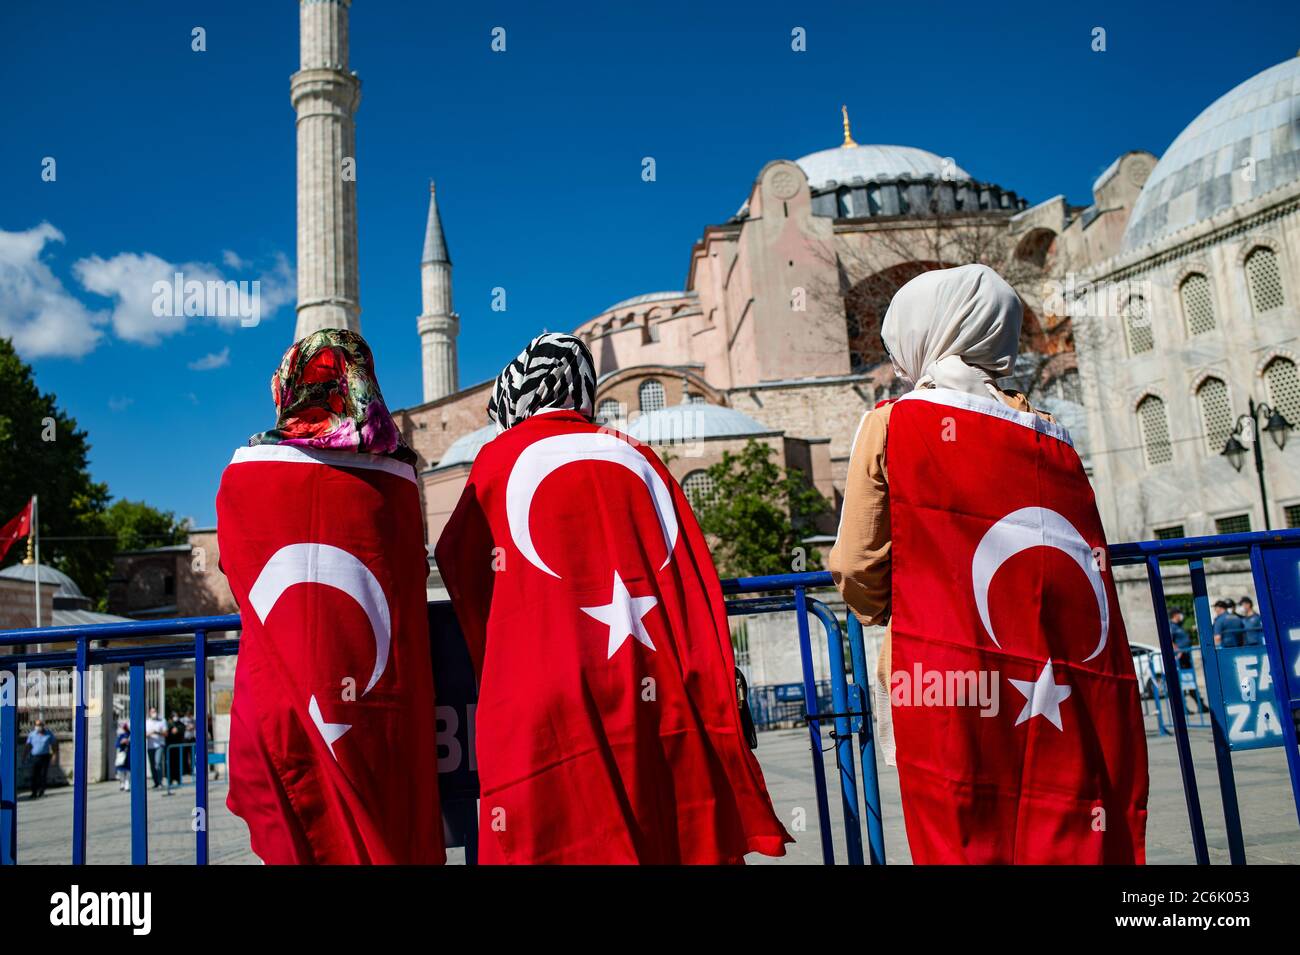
795,144,972,191
1122,55,1300,253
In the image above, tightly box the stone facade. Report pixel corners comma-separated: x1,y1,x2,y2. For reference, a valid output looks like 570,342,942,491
289,5,1299,685
0,577,56,635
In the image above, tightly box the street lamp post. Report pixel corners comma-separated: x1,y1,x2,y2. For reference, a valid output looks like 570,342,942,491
1220,397,1294,530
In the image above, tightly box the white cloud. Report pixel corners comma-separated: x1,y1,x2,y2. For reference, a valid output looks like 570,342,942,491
74,251,209,344
0,223,105,358
108,396,134,412
0,223,297,359
188,346,230,371
75,249,296,343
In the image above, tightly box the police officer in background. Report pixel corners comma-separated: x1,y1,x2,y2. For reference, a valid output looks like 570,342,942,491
1238,597,1264,647
1212,599,1247,648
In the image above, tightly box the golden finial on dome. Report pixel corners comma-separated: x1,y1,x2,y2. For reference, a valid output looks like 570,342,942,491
841,104,858,148
21,532,34,566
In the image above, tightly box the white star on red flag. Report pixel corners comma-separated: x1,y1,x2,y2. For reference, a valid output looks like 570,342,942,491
582,571,658,659
1008,660,1072,731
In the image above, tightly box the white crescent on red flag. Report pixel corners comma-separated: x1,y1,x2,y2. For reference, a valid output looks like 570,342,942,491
216,445,445,864
886,388,1148,864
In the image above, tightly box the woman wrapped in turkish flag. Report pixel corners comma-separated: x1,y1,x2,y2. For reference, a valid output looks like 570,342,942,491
830,265,1148,863
217,330,444,864
436,333,792,864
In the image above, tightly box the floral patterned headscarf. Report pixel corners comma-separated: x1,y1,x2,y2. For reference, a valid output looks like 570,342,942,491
250,329,416,466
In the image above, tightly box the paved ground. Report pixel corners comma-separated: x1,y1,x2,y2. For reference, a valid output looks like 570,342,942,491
11,720,1298,864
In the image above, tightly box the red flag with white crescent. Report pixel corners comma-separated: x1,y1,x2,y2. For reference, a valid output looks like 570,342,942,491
0,497,32,564
885,389,1148,863
216,445,445,864
435,410,792,864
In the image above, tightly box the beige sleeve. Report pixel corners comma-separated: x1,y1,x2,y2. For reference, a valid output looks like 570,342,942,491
829,404,892,628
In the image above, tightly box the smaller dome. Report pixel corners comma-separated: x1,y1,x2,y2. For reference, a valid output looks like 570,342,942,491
795,144,971,192
625,404,773,445
0,562,86,600
1121,55,1300,252
433,422,496,469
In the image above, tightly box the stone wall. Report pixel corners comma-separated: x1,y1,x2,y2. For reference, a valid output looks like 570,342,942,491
0,578,56,633
180,529,237,617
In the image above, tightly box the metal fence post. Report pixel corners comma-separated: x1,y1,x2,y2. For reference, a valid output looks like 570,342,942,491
793,586,834,864
1,667,15,865
195,630,208,865
1188,559,1245,864
807,598,863,865
845,614,886,864
1146,556,1210,864
1248,544,1300,829
72,637,88,865
130,664,148,865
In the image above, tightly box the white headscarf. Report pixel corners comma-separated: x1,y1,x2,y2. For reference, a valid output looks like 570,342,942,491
880,264,1022,398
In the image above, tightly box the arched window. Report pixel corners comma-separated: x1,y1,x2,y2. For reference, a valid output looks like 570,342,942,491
1137,395,1173,466
1180,272,1216,335
595,399,622,425
1195,377,1233,455
1123,295,1153,354
682,470,716,508
1245,246,1285,313
638,379,665,413
1263,357,1300,430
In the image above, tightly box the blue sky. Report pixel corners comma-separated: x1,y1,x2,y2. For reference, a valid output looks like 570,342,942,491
2,0,1297,526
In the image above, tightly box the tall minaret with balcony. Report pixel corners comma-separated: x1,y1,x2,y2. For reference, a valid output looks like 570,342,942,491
292,0,362,339
418,182,459,402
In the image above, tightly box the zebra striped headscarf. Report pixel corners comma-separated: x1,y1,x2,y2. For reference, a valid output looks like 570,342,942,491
487,333,597,432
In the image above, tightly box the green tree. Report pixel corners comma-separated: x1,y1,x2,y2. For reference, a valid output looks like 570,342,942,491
691,440,830,578
0,339,186,605
102,499,188,553
0,338,110,593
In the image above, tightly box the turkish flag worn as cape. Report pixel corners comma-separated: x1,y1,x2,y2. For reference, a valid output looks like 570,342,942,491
435,410,792,864
216,445,444,864
886,389,1148,863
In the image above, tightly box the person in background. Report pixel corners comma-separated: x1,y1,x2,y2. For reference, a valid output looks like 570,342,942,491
1167,609,1206,712
23,719,57,799
115,722,131,791
1238,597,1263,647
1212,599,1246,649
1169,609,1193,669
166,712,186,785
182,711,196,776
145,706,166,788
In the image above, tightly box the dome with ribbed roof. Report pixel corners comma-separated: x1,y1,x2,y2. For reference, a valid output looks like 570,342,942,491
625,403,774,446
433,422,496,470
795,144,971,192
1122,55,1300,253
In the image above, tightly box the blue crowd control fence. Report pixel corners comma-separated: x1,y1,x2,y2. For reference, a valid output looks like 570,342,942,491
2,529,1299,865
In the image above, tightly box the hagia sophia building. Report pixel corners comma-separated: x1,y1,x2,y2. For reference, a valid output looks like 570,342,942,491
289,1,1300,644
11,3,1299,784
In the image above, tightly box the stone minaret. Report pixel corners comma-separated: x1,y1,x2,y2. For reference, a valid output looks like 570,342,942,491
292,0,361,339
418,183,459,402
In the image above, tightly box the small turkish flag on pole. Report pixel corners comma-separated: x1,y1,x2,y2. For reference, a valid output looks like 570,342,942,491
217,445,444,864
0,497,33,564
885,389,1148,864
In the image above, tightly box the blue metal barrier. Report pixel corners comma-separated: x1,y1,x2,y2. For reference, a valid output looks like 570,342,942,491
1109,528,1300,865
0,578,880,865
3,528,1299,865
